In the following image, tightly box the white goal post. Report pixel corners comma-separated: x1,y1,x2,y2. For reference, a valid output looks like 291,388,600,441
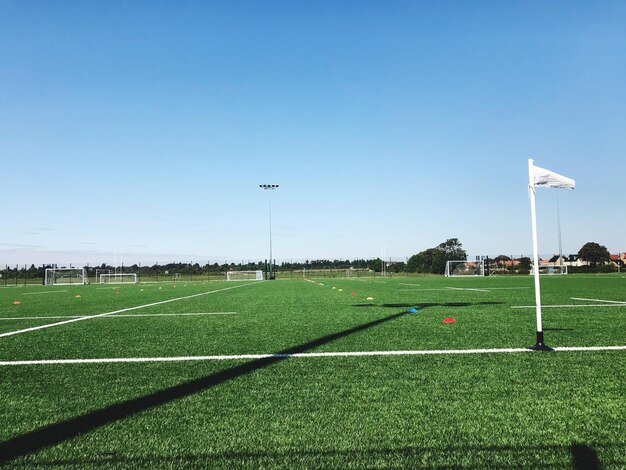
100,273,138,284
445,260,485,277
226,270,264,281
530,265,568,275
45,268,87,285
95,269,112,283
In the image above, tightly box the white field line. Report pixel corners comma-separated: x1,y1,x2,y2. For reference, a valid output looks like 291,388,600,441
398,283,420,287
480,287,531,290
398,288,454,292
1,345,625,366
445,287,491,292
0,312,237,320
22,290,69,296
571,297,626,305
511,304,626,309
0,283,255,339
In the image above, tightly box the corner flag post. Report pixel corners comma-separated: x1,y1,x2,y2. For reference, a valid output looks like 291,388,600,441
528,158,575,351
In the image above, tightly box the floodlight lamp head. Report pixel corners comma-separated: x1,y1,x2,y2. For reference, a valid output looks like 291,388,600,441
259,184,279,190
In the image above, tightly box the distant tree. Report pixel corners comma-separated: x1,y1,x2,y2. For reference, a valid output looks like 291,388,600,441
369,258,382,272
578,242,611,267
518,257,531,274
407,239,467,274
436,238,467,261
407,248,439,273
494,255,511,262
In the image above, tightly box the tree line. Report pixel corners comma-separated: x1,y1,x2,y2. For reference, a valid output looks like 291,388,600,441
0,240,618,280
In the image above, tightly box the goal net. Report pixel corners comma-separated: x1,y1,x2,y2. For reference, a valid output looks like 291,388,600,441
445,260,485,277
95,269,112,283
45,268,87,285
226,270,264,281
100,273,138,284
531,265,568,275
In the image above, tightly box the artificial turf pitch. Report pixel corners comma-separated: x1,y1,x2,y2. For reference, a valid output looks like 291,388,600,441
0,275,624,468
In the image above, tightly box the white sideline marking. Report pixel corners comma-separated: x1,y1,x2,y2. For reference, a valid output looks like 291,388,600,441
445,287,491,292
571,297,626,305
0,283,255,339
0,312,237,320
511,304,626,309
398,283,420,287
22,290,69,296
1,345,625,366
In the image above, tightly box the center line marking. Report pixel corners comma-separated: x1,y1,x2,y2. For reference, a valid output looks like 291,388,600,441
0,283,255,339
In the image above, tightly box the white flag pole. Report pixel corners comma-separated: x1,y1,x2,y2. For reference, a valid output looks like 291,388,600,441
528,159,553,351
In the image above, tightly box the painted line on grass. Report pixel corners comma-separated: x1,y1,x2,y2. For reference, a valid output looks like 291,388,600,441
445,287,491,292
22,290,69,296
571,297,626,304
2,345,625,366
0,312,238,320
481,287,531,290
511,304,626,309
398,283,421,287
0,283,256,339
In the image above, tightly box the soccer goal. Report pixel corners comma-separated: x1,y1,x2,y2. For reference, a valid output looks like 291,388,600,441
226,270,264,281
45,268,87,285
530,265,568,275
95,269,112,283
99,273,138,284
445,260,485,277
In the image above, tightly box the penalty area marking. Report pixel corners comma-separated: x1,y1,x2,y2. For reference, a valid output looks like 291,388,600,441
0,283,256,339
0,312,237,320
1,345,625,366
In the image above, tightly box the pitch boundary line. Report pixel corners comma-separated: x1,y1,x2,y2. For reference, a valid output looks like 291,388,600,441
0,312,237,320
2,345,625,366
0,283,255,339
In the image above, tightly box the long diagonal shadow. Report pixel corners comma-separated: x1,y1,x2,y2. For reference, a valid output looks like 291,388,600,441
0,311,407,463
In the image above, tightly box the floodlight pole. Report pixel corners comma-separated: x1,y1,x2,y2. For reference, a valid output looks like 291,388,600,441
259,184,279,279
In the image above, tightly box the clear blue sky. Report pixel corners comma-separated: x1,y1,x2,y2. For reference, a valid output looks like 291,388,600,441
1,1,625,266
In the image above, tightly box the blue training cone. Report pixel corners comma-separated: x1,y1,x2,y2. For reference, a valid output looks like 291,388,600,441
407,307,418,313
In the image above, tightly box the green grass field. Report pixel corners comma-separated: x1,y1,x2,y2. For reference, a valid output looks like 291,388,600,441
0,275,624,468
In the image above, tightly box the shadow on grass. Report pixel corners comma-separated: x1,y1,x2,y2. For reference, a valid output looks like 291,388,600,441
0,311,409,463
12,442,617,468
380,301,503,308
571,443,602,470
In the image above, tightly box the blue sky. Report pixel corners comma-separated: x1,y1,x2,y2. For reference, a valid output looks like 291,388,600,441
1,1,625,266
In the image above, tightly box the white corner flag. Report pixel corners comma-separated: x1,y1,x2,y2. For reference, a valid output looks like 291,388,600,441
528,159,575,351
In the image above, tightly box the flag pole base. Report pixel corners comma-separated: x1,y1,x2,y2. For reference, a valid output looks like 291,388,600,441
529,331,554,352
